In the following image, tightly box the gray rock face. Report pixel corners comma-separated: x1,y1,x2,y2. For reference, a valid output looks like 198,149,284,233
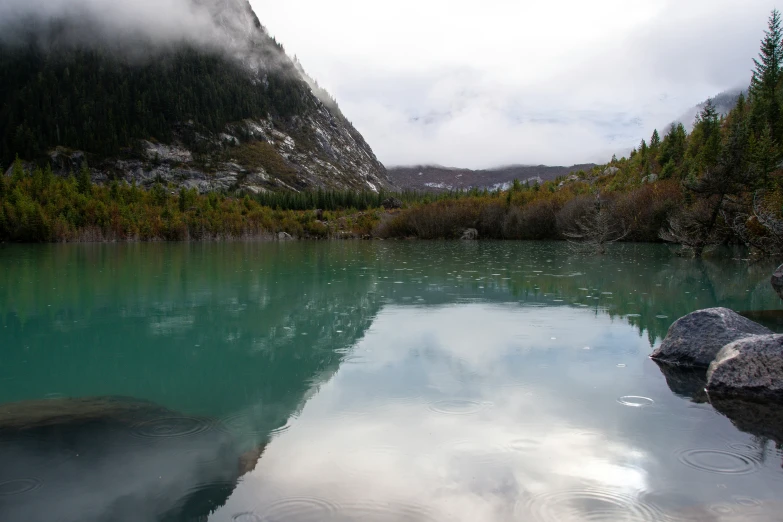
20,0,395,195
651,308,772,368
707,334,783,400
277,232,294,241
461,228,479,241
772,264,783,300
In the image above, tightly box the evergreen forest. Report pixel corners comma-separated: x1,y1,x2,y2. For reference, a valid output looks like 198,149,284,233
4,10,783,256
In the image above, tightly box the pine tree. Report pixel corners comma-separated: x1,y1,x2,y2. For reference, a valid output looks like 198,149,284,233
751,10,783,97
750,124,779,187
750,10,783,139
650,129,661,149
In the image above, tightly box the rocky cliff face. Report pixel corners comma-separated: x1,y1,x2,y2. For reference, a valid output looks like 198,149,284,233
1,0,392,193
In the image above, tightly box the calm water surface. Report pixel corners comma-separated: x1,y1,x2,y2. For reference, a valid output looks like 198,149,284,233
1,241,783,521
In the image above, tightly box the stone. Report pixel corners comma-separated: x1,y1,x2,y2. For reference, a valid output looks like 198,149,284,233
707,334,783,400
382,197,402,209
772,264,783,300
651,307,772,368
460,228,479,241
278,232,294,241
0,396,263,522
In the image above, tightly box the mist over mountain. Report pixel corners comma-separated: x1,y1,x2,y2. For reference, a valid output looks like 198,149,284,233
387,164,597,193
673,88,745,132
0,0,391,193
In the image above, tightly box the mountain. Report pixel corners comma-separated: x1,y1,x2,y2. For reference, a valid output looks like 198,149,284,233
387,163,597,193
674,88,745,132
0,0,392,193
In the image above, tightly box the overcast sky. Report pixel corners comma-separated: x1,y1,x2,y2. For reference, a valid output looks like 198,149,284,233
249,0,776,168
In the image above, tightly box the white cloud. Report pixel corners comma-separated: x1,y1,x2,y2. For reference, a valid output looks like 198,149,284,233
251,0,777,168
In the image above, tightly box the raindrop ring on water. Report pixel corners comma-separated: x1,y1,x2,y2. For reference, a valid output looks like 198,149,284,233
0,478,43,496
427,399,484,415
677,449,761,475
131,416,214,438
617,396,655,407
520,487,665,522
260,497,339,522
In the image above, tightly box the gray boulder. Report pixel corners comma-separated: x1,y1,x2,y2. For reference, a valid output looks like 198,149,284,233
382,197,403,209
461,228,479,241
772,264,783,300
707,334,783,400
277,232,294,241
651,308,772,368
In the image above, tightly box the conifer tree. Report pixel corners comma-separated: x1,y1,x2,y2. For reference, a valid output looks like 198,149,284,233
650,129,661,149
750,10,783,139
751,10,783,97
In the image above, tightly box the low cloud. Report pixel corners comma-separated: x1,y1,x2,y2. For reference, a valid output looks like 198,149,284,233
0,0,221,47
252,0,776,168
0,0,288,71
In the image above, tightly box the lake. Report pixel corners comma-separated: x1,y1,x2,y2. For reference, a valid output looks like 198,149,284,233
1,241,783,522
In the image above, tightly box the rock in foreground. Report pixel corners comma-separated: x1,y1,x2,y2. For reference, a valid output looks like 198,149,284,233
651,308,772,368
707,334,783,400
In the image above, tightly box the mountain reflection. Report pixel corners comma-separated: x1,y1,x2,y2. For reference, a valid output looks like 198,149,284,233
0,242,781,521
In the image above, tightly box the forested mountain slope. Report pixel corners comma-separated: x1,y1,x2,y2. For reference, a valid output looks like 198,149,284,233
0,0,392,193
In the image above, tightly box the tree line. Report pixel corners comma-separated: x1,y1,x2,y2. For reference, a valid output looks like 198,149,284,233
4,10,783,254
379,10,783,257
0,37,311,166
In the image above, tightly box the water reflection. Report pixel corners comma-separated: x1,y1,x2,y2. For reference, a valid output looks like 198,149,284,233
0,397,253,522
0,242,782,521
213,304,781,521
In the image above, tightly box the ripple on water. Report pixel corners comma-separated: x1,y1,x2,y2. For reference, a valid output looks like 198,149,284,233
232,512,263,522
708,504,736,515
259,497,339,522
131,416,214,439
428,399,485,416
336,500,439,522
676,449,761,475
733,496,763,507
219,412,291,438
618,396,655,408
0,478,43,496
520,487,665,522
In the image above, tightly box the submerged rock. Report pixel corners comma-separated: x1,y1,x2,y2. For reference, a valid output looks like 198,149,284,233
461,228,479,241
0,396,262,522
651,308,771,368
772,264,783,300
707,334,783,400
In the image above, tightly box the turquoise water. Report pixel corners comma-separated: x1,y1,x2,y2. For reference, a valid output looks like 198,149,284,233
1,241,782,521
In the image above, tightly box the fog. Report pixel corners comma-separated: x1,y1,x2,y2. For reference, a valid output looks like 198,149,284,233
0,0,288,71
251,0,777,168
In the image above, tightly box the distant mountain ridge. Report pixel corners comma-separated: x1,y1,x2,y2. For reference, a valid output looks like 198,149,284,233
387,164,597,192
